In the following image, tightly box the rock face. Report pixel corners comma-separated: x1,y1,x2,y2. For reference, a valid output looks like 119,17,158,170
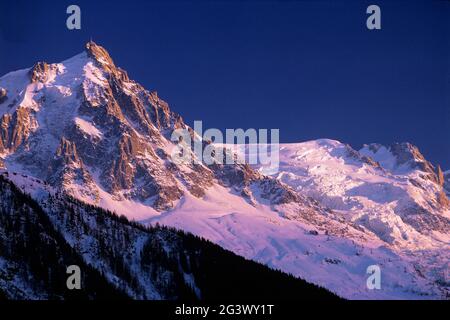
47,137,99,202
0,108,34,153
363,142,437,177
437,165,445,186
444,170,450,196
0,87,7,104
29,62,51,83
435,166,449,208
361,142,450,211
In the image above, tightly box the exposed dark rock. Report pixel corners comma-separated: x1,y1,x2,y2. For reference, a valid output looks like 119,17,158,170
55,137,81,164
444,171,450,196
434,166,449,208
0,108,33,152
29,61,50,83
258,177,300,204
400,204,450,234
345,144,381,169
0,87,7,104
437,165,445,187
437,190,449,208
47,137,99,202
324,258,341,265
390,142,437,180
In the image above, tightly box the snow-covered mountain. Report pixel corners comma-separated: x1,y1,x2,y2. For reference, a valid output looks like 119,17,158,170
0,42,448,299
0,41,309,218
244,140,449,247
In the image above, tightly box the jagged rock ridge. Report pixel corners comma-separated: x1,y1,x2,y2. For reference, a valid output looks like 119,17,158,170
0,41,313,214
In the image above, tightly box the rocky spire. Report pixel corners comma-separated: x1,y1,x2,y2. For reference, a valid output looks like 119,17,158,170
85,41,116,72
436,165,445,187
435,165,449,208
55,137,80,165
389,142,438,181
29,61,50,83
0,87,7,104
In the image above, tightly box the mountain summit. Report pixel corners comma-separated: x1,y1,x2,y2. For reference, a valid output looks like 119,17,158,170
0,41,304,213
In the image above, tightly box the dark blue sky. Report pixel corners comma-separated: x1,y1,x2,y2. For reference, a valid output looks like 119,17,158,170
1,0,449,168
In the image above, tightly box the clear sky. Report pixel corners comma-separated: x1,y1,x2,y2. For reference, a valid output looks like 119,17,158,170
1,0,449,168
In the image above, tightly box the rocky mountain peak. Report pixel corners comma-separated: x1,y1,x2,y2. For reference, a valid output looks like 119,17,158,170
29,61,50,83
2,42,299,212
389,142,427,166
391,142,444,185
361,142,437,177
85,41,116,72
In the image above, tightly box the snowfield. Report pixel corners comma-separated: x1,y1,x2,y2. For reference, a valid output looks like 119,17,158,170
143,184,448,299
